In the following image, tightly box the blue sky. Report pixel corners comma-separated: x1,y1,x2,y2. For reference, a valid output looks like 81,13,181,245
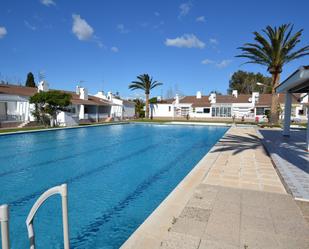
0,0,308,98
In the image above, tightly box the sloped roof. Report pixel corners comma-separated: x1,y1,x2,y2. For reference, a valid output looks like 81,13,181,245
180,96,211,107
216,94,252,104
255,93,300,106
0,84,37,96
157,98,175,104
0,84,112,106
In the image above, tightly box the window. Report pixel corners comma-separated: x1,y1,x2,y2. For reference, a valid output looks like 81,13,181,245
256,107,264,116
203,108,210,114
298,109,304,115
168,106,171,112
211,106,231,117
181,107,190,116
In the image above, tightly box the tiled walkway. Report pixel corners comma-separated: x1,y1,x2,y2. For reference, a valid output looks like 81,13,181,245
259,129,309,200
158,127,309,249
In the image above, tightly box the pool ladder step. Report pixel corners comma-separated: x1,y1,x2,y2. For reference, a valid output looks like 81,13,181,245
0,183,70,249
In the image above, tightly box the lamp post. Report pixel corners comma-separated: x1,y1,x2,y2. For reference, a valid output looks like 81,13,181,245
256,82,266,93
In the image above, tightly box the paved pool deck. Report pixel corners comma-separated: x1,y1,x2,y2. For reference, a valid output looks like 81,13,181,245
259,128,309,200
121,126,309,249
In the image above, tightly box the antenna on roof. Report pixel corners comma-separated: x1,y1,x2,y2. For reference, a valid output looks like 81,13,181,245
38,70,45,82
78,80,85,86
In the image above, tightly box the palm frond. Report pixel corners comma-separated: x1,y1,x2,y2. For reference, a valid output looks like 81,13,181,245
237,23,309,73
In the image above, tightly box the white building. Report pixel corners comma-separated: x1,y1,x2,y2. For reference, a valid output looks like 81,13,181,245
94,91,135,119
0,82,135,128
151,90,308,122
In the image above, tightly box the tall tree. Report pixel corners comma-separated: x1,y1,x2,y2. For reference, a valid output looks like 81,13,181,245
25,72,36,88
228,70,272,94
133,99,145,118
129,74,162,119
29,91,72,127
237,24,309,124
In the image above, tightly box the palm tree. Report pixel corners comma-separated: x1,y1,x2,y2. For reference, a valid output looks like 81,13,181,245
237,24,309,124
129,74,163,119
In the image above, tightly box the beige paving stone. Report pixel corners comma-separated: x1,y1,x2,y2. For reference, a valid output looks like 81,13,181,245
198,239,239,249
170,217,207,238
241,204,272,219
204,212,240,246
241,214,275,234
159,232,201,249
240,230,280,249
179,207,211,223
275,235,309,249
240,182,261,191
262,184,285,193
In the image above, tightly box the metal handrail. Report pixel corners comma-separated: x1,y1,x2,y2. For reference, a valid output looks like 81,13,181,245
0,205,10,249
25,183,70,249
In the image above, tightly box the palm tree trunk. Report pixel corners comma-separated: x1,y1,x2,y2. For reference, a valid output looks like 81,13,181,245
145,93,149,119
270,73,280,124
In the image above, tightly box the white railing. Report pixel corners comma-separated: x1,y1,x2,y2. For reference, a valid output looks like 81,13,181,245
0,184,70,249
26,184,70,249
0,205,10,249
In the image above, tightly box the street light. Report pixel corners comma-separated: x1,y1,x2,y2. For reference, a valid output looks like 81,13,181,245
256,82,266,93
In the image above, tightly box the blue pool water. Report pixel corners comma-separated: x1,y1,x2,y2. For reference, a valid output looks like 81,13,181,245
0,124,227,249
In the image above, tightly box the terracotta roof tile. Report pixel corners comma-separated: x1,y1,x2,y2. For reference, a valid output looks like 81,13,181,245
180,96,211,107
255,93,300,106
158,98,174,104
0,84,112,106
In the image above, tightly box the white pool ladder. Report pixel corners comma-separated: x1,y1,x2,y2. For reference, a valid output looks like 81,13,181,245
0,204,10,249
0,183,70,249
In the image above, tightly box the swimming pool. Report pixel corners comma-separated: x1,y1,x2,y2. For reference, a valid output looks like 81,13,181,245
0,123,228,249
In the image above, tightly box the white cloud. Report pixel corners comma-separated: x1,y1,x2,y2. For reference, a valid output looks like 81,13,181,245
196,16,205,22
179,2,192,18
117,24,129,34
209,38,218,45
201,59,232,68
201,59,214,65
0,26,7,39
216,59,232,68
72,14,94,41
24,21,37,31
40,0,55,7
111,46,119,52
165,34,205,49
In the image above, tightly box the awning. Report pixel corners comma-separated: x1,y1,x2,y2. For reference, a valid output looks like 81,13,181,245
276,66,309,93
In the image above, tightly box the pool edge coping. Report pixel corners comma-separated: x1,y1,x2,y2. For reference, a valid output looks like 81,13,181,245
120,126,230,249
0,122,129,136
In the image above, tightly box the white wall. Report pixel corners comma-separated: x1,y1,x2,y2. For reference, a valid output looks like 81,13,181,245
190,107,212,118
231,103,254,118
151,104,174,117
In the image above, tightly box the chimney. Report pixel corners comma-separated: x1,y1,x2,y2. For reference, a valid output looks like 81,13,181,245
107,91,113,101
37,80,49,92
79,87,88,100
96,91,105,99
76,86,80,95
175,94,179,104
209,93,216,104
196,91,202,99
232,90,238,98
251,92,259,104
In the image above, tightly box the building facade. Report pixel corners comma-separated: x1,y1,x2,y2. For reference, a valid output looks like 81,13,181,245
0,82,135,128
151,90,308,122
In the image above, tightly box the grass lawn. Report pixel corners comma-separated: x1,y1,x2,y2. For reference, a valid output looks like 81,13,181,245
0,126,47,134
